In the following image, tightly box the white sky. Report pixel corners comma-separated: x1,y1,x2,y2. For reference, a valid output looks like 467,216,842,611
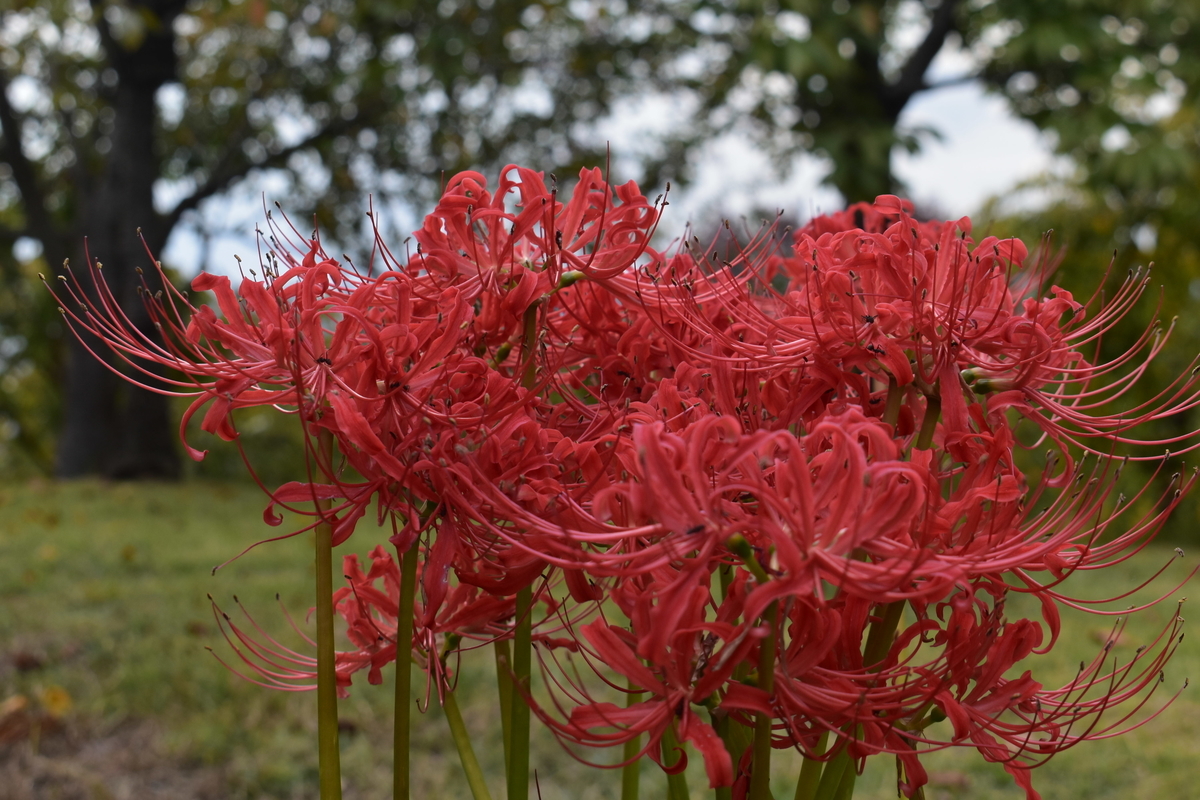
893,82,1067,219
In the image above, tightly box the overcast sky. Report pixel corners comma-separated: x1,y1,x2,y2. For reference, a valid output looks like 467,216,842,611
665,36,1064,229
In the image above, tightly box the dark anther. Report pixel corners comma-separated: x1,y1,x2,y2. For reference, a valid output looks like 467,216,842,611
316,357,332,365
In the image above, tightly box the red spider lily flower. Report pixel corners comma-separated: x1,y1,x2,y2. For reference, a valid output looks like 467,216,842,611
531,568,763,789
48,172,1199,800
417,166,660,290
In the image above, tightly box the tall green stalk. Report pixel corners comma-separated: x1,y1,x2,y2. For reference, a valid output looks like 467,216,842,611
493,638,514,780
507,584,534,800
915,394,941,451
883,377,903,428
749,601,779,800
661,720,691,800
621,678,643,800
832,760,858,800
812,747,852,800
503,280,542,800
727,535,775,799
393,542,419,800
715,557,748,799
861,601,905,670
442,682,495,800
314,432,342,800
793,731,828,800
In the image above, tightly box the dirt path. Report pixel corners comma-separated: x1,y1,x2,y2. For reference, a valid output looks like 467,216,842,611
0,719,226,800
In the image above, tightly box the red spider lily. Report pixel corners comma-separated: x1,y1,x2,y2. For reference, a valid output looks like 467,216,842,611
44,166,662,542
530,565,763,789
487,196,1195,799
49,174,1197,800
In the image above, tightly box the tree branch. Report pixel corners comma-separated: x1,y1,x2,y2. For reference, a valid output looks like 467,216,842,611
883,0,962,117
0,70,61,247
161,119,353,234
924,73,979,92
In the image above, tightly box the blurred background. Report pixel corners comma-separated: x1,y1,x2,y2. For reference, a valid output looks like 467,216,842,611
4,2,1200,797
4,0,1200,493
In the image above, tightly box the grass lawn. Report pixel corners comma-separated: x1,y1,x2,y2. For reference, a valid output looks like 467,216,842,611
0,479,1196,799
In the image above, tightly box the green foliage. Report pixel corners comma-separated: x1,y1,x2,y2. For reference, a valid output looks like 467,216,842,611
0,252,58,476
968,0,1199,207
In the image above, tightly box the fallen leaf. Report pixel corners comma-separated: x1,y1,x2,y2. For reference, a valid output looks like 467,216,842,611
12,651,45,672
38,685,73,718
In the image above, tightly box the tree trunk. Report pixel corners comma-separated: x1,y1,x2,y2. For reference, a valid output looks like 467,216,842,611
56,1,183,479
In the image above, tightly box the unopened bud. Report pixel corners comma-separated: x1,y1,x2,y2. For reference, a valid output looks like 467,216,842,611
557,270,585,289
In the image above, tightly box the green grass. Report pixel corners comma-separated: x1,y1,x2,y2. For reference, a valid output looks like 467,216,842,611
0,479,1197,799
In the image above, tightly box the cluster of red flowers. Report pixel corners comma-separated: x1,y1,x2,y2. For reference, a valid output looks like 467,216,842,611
50,168,1195,799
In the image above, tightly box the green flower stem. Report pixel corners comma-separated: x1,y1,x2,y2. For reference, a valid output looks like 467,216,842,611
621,678,643,800
832,756,858,800
812,746,852,800
714,556,746,799
661,720,691,800
507,583,534,800
717,562,734,603
727,534,778,798
793,731,828,800
727,535,769,584
749,601,779,800
883,377,903,428
393,542,419,800
714,702,753,796
520,302,541,390
914,394,941,451
314,431,342,800
493,638,514,780
714,558,745,800
442,682,495,800
861,600,906,671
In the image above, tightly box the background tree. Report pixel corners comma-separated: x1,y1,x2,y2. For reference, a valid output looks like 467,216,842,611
628,0,970,204
4,0,1199,479
634,1,1195,206
0,0,682,478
